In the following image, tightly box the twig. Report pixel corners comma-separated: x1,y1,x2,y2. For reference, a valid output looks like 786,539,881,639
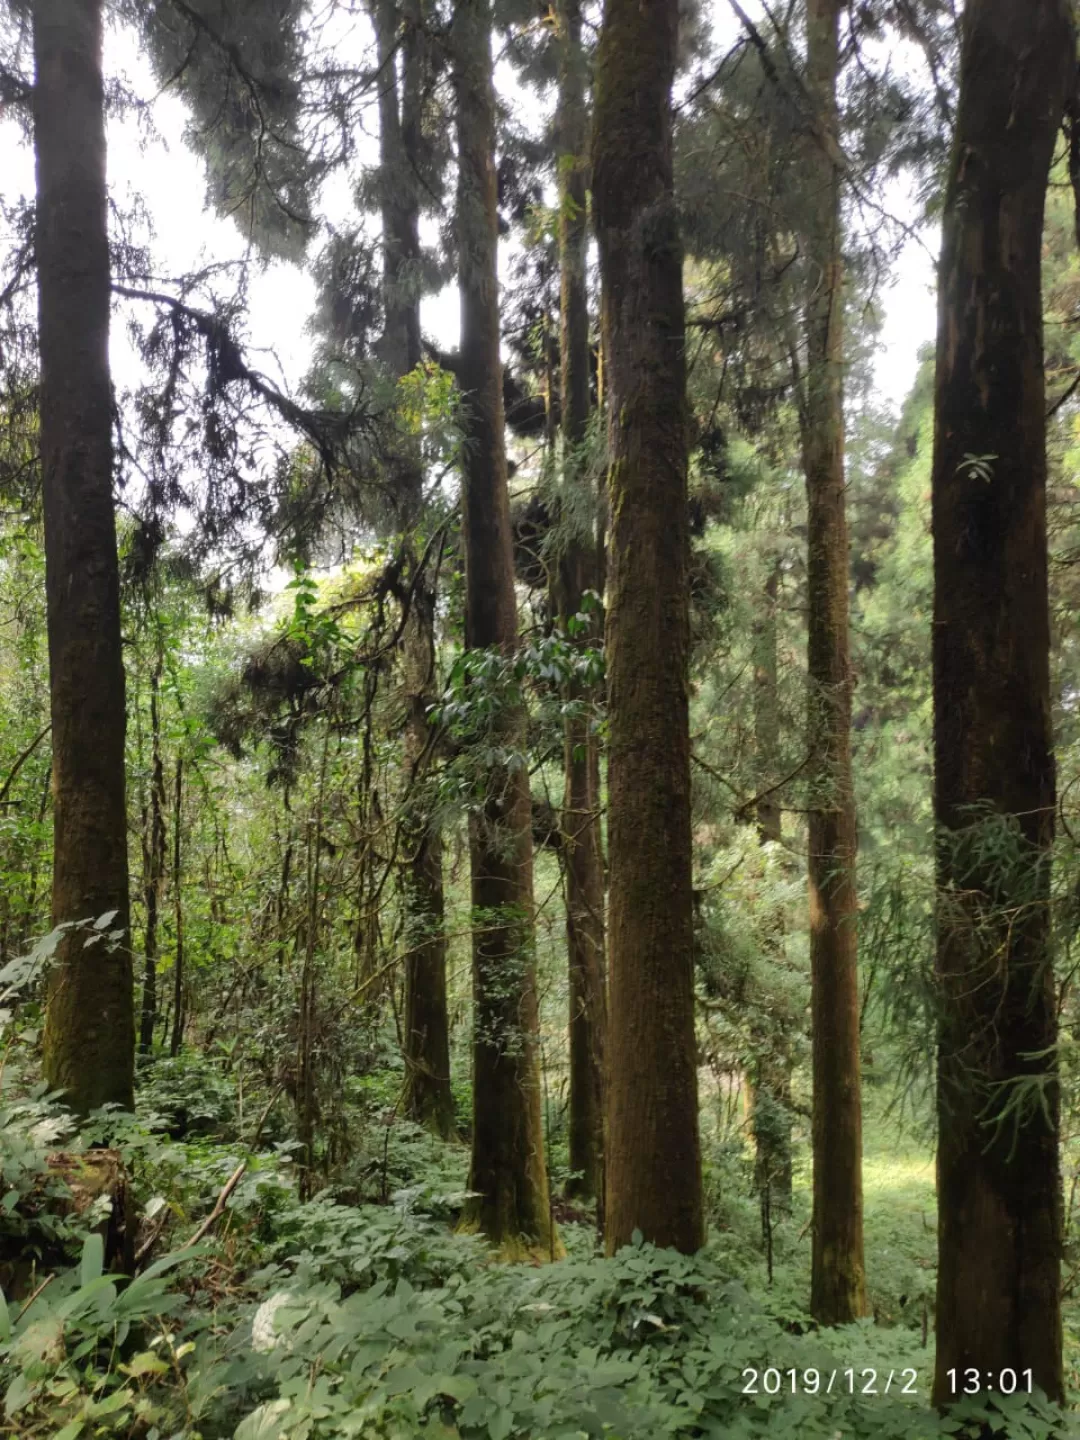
179,1162,247,1250
696,853,747,897
137,1098,281,1271
16,1272,54,1321
689,748,811,821
1048,369,1080,419
0,723,51,806
735,753,813,821
246,1084,285,1151
346,950,407,1005
134,1211,171,1269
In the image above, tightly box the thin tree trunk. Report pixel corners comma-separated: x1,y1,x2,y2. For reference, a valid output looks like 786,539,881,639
554,0,605,1207
276,826,293,976
139,645,168,1055
593,0,704,1254
169,756,185,1057
751,561,792,1214
297,808,322,1198
401,591,456,1136
453,0,556,1257
373,0,456,1138
20,766,52,956
801,0,865,1325
34,0,134,1114
753,563,782,846
930,0,1072,1405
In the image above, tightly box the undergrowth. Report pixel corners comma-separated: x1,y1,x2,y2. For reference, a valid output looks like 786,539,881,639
2,1075,1077,1440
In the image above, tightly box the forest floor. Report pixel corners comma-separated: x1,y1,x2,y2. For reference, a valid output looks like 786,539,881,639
3,1058,1079,1438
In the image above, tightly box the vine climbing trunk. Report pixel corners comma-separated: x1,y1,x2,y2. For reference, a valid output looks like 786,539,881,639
554,0,605,1207
593,0,704,1254
34,0,134,1114
373,0,456,1138
800,0,865,1326
930,0,1073,1405
453,0,556,1257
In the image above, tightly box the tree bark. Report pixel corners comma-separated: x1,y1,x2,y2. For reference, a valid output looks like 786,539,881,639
453,0,556,1257
374,0,421,385
593,0,704,1254
372,0,456,1139
553,0,605,1207
139,645,167,1055
800,0,866,1326
930,0,1072,1405
34,0,134,1114
400,579,456,1139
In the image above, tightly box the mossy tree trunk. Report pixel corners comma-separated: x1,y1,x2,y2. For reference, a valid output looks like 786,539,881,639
373,0,456,1139
553,0,606,1207
930,0,1073,1405
800,0,866,1326
453,0,556,1257
34,0,134,1114
593,0,704,1255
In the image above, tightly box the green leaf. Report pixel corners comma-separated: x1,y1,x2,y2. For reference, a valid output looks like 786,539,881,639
122,1351,170,1377
235,1397,293,1439
425,1373,477,1406
4,1371,34,1414
132,1242,208,1286
80,1232,104,1288
87,1386,133,1417
488,1407,514,1440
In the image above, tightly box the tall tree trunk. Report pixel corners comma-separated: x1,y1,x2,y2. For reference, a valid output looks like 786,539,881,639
593,0,704,1254
930,0,1072,1405
800,0,865,1325
34,0,134,1114
751,561,792,1214
553,0,605,1207
400,580,455,1138
372,0,456,1138
374,0,421,385
453,0,556,1257
139,645,167,1055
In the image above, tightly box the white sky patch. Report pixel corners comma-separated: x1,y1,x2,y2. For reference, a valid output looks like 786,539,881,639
874,220,938,411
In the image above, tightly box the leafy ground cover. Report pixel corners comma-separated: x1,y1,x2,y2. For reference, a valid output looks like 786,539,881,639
2,1065,1076,1440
